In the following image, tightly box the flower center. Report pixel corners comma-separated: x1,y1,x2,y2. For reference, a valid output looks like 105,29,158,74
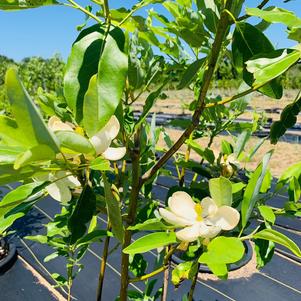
194,203,203,221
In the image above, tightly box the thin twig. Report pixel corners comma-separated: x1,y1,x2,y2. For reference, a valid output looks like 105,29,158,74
236,0,271,22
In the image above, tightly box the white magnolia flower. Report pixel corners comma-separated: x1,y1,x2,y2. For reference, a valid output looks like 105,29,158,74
48,115,126,161
159,191,240,243
35,171,81,203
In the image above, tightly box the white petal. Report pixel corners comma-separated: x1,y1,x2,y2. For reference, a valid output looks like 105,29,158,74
64,175,81,188
168,191,197,221
210,206,240,230
90,131,112,155
201,197,218,218
104,115,120,140
46,182,72,203
159,208,193,227
176,224,200,242
48,116,73,132
199,223,221,238
103,147,126,161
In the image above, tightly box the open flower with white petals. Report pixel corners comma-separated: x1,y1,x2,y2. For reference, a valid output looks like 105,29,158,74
35,171,81,203
159,191,240,243
48,115,126,161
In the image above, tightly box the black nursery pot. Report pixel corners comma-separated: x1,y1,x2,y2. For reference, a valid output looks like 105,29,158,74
0,238,17,274
172,240,253,273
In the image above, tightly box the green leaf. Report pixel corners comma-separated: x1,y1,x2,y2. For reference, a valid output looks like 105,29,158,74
241,151,273,227
68,185,96,244
171,261,198,286
178,58,205,89
246,49,301,86
0,116,32,147
76,230,110,248
199,237,245,278
232,23,282,99
128,218,177,231
14,144,55,169
221,140,233,155
0,0,59,10
82,75,99,137
234,130,251,157
55,131,95,154
123,232,177,255
0,164,37,185
64,24,105,122
258,205,275,224
0,145,25,164
254,237,274,268
187,140,215,164
0,182,44,218
270,96,301,144
209,177,232,207
245,7,301,28
90,157,112,171
5,68,59,152
254,229,301,257
96,29,128,131
103,174,124,243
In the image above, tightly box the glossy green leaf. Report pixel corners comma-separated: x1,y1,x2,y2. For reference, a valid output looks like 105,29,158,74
96,30,128,131
270,96,301,144
14,144,55,169
76,230,110,248
199,237,245,278
0,116,32,147
254,229,301,257
209,177,232,206
128,218,176,231
0,145,25,164
0,182,44,218
90,157,112,171
103,174,124,243
5,68,59,152
0,164,37,185
221,140,233,155
171,261,198,286
187,140,215,164
55,131,95,154
246,49,301,86
241,151,273,227
232,23,282,99
178,58,205,89
277,161,301,188
258,205,275,224
123,232,177,255
0,0,59,10
245,7,301,28
64,24,105,122
68,185,96,244
234,130,251,157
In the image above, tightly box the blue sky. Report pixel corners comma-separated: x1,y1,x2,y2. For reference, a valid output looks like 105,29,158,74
0,0,300,61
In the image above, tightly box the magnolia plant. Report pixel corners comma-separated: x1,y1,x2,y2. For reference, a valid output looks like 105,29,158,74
0,0,301,301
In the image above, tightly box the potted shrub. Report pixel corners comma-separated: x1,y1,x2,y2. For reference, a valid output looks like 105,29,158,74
0,0,301,300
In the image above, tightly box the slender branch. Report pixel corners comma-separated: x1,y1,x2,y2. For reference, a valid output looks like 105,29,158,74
179,143,191,187
119,129,141,301
236,0,271,22
141,4,233,184
66,0,102,23
188,262,200,301
129,244,179,283
161,246,171,301
96,223,112,301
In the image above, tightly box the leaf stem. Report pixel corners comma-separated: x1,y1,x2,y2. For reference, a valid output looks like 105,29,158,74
188,262,200,301
96,222,112,301
119,129,141,301
129,244,179,283
66,0,102,23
